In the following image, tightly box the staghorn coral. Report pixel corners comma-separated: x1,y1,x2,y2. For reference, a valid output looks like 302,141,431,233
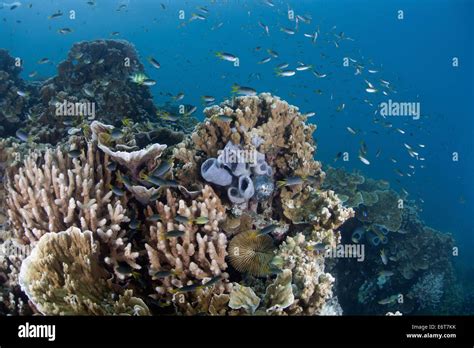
144,185,229,299
5,140,139,279
18,227,150,315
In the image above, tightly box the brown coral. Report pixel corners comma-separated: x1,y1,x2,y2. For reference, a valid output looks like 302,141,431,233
18,227,149,315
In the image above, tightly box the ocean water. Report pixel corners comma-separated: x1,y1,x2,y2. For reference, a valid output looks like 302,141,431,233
1,0,473,315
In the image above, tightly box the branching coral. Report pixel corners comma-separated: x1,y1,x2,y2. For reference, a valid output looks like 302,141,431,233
5,140,139,278
18,227,149,315
144,185,229,297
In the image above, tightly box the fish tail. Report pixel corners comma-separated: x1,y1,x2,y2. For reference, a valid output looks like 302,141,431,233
276,180,286,188
215,51,222,59
230,84,239,94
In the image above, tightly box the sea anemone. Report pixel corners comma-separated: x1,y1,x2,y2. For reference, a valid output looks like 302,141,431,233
227,230,275,277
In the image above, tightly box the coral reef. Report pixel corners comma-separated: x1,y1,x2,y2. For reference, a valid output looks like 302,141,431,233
27,40,157,144
5,139,139,279
408,272,444,310
0,49,38,138
19,227,149,315
144,186,229,302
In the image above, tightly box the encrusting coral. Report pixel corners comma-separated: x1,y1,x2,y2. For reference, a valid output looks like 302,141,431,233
18,227,150,315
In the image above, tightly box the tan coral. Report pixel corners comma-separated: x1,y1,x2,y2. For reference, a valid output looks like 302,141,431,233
18,227,149,315
145,185,229,299
275,232,338,315
5,141,139,278
280,186,354,230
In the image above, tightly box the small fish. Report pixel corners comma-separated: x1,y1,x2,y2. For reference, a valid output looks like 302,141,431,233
173,92,185,101
129,219,140,229
48,10,63,19
312,70,327,78
37,57,50,64
302,112,316,118
147,214,162,222
129,72,148,85
231,84,256,96
267,49,279,58
215,52,238,62
336,103,345,112
28,71,38,78
142,79,157,86
111,31,120,36
57,27,73,34
280,27,295,35
202,275,222,288
110,185,125,196
366,87,378,93
202,95,215,103
110,128,122,140
116,261,133,275
16,90,28,97
258,21,270,36
148,57,161,69
275,69,296,77
156,111,178,122
67,149,81,159
257,224,278,236
197,6,209,14
263,0,275,7
378,295,399,305
147,56,160,69
346,127,356,135
153,270,173,278
296,63,312,71
143,174,179,188
215,115,234,122
151,160,173,177
83,86,95,97
358,155,370,165
175,283,201,293
165,230,185,238
190,13,206,21
175,214,209,225
67,127,82,136
276,62,289,69
15,129,30,142
380,249,388,265
277,176,304,188
258,56,272,64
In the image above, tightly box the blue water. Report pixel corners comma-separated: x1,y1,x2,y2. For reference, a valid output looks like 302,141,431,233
1,0,473,284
